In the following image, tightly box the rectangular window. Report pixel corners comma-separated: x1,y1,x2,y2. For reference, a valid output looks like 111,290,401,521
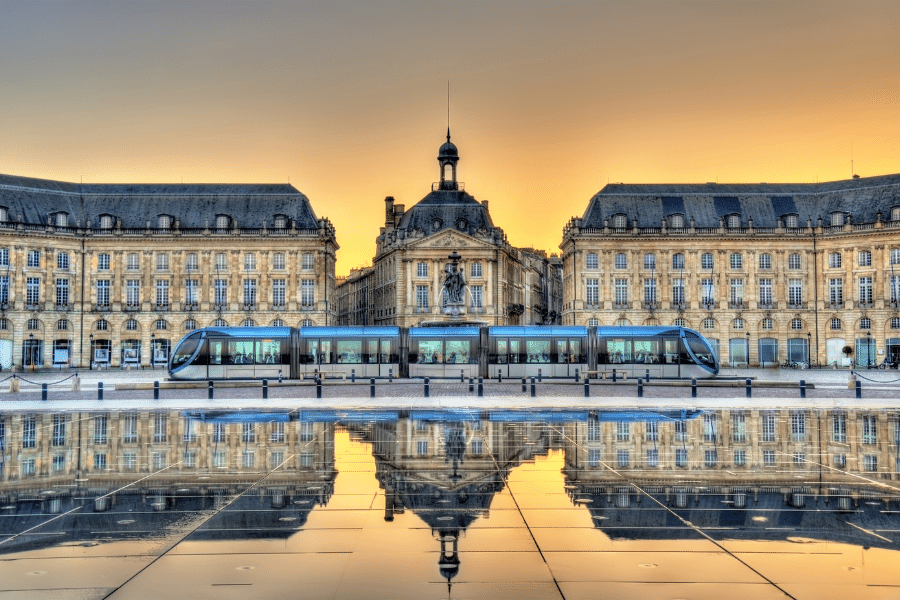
701,253,713,269
270,422,285,443
185,279,199,305
185,253,198,271
587,420,599,441
585,279,599,305
734,450,746,466
299,422,314,441
791,411,806,442
273,253,285,270
703,413,717,442
704,449,718,467
56,278,69,306
156,253,169,271
27,250,40,267
302,253,314,270
272,279,285,307
270,451,284,469
646,448,659,467
672,278,685,306
300,280,315,306
833,413,847,443
417,440,429,455
588,448,600,467
215,253,227,270
788,279,803,306
762,411,776,442
730,253,742,269
183,417,197,442
862,415,877,444
616,449,629,467
242,423,256,443
759,278,772,305
729,278,744,305
22,415,36,448
672,253,685,269
891,275,900,303
674,420,687,442
417,262,428,277
644,253,656,270
122,412,138,443
470,262,482,277
859,276,873,305
52,414,65,446
126,280,140,306
215,279,227,306
763,450,776,466
829,278,843,305
701,278,714,305
156,280,169,307
615,253,627,269
759,253,771,269
614,278,628,305
892,248,900,265
732,412,747,442
213,423,226,443
57,252,69,270
26,277,40,305
675,448,688,467
586,253,598,269
244,253,256,271
0,248,8,267
616,422,630,441
242,451,255,468
94,414,108,445
470,285,483,309
96,280,110,306
646,421,658,441
643,278,656,304
153,412,167,443
53,454,65,472
865,455,877,472
416,285,429,310
94,453,107,470
243,279,257,306
213,451,226,468
859,250,872,266
127,253,139,270
0,275,8,304
184,451,196,468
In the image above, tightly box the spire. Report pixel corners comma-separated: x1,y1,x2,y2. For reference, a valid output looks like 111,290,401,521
438,130,459,190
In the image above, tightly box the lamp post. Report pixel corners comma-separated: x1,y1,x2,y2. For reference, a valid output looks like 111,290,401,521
89,333,94,370
28,333,34,371
745,331,750,368
150,333,155,369
867,330,872,368
807,332,812,367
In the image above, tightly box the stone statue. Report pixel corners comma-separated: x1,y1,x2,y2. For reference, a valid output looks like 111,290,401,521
442,251,467,305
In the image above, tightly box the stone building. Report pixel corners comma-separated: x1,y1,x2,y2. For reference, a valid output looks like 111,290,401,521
337,131,562,327
0,174,337,369
561,173,900,367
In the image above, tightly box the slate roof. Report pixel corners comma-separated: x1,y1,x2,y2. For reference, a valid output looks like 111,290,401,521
396,189,495,236
580,172,900,228
0,173,321,229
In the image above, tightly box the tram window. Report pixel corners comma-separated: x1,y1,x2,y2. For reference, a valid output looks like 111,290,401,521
225,339,255,364
336,340,362,363
256,339,286,364
494,339,508,364
663,338,679,364
171,333,202,368
380,339,396,363
303,339,332,364
446,339,471,363
208,339,224,365
510,339,521,363
301,340,318,364
556,339,568,363
366,339,378,363
605,338,632,363
685,334,716,367
570,339,583,363
633,339,661,364
526,339,551,363
416,340,443,363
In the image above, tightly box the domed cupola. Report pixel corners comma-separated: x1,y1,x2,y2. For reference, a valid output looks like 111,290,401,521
437,129,459,191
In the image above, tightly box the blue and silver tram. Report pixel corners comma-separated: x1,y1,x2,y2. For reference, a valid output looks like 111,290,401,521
169,324,719,380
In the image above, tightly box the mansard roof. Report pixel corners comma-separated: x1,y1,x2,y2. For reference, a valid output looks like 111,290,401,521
0,173,321,229
580,172,900,228
396,189,495,236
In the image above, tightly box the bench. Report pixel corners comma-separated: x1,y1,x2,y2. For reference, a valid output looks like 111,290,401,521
582,370,627,380
300,370,346,381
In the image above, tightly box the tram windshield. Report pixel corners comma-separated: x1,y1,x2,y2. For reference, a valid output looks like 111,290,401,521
171,333,202,369
684,331,717,369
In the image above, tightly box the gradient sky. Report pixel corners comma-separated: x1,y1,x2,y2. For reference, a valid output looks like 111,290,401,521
1,1,899,275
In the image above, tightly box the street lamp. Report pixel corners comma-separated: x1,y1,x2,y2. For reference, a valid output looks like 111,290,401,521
150,333,156,369
807,332,812,367
28,333,34,371
867,330,872,368
745,331,750,368
89,333,94,370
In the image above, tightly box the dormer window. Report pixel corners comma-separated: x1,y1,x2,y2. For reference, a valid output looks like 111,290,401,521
725,214,741,229
215,215,230,230
157,214,172,230
55,212,68,227
99,215,114,229
0,207,7,222
892,207,900,221
830,212,845,226
612,214,627,229
668,214,684,229
783,213,799,228
273,215,287,229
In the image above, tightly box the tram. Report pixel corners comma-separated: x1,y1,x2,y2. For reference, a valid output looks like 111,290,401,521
169,325,719,380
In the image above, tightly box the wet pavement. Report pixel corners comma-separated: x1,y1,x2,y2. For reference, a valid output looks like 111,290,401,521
1,372,899,598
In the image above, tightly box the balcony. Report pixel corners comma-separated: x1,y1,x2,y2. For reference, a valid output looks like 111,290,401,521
758,302,774,310
124,303,140,312
613,302,629,310
184,302,198,311
94,303,111,312
787,302,806,310
643,302,659,310
729,301,745,310
55,303,70,312
243,303,257,311
155,303,170,312
827,302,844,310
858,301,874,309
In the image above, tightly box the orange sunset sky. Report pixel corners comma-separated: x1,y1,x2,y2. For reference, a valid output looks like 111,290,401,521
1,1,899,275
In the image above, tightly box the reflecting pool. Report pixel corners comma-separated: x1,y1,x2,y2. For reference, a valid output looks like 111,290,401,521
1,407,899,598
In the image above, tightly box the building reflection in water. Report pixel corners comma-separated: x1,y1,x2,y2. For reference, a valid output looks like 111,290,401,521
1,407,899,586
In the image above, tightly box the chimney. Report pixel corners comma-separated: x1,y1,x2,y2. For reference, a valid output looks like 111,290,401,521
384,196,395,226
481,200,489,211
394,204,405,227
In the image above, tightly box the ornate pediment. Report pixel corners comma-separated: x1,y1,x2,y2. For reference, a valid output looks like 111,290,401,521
407,230,493,251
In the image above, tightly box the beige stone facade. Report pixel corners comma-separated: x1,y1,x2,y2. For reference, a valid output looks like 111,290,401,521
561,174,900,367
0,175,336,369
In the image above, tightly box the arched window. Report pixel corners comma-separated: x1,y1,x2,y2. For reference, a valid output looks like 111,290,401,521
272,318,285,327
673,318,686,327
301,319,313,327
668,214,684,229
56,319,69,331
215,215,230,230
761,318,773,330
612,214,627,229
27,318,41,330
96,319,108,331
242,318,255,327
155,319,167,330
703,318,716,330
213,318,227,327
55,212,68,227
732,318,744,330
273,215,287,229
184,319,197,331
892,207,900,221
726,214,741,229
0,318,8,330
615,318,630,326
125,319,139,331
791,318,803,330
891,317,900,329
783,214,799,228
99,215,114,229
587,318,599,327
860,317,871,330
830,318,842,330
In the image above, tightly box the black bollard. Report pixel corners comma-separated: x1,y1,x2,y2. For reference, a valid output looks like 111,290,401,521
469,377,474,393
498,370,502,383
538,368,542,383
41,383,48,401
746,378,752,398
691,378,697,398
645,369,650,383
522,377,526,393
98,381,104,401
799,379,806,399
856,380,862,399
263,379,268,399
153,380,159,400
351,369,355,383
575,368,580,383
389,368,393,383
478,377,483,397
278,369,283,384
424,377,430,398
637,379,643,398
612,369,617,383
530,377,536,398
208,380,213,400
370,378,375,398
316,376,322,399
460,370,464,383
584,378,590,397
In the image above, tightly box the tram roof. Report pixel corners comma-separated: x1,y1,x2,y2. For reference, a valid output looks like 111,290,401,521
201,326,293,337
298,326,400,337
489,326,588,337
409,326,481,337
595,326,689,337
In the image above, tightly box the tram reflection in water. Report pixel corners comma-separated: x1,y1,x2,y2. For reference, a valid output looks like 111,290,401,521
169,325,719,380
